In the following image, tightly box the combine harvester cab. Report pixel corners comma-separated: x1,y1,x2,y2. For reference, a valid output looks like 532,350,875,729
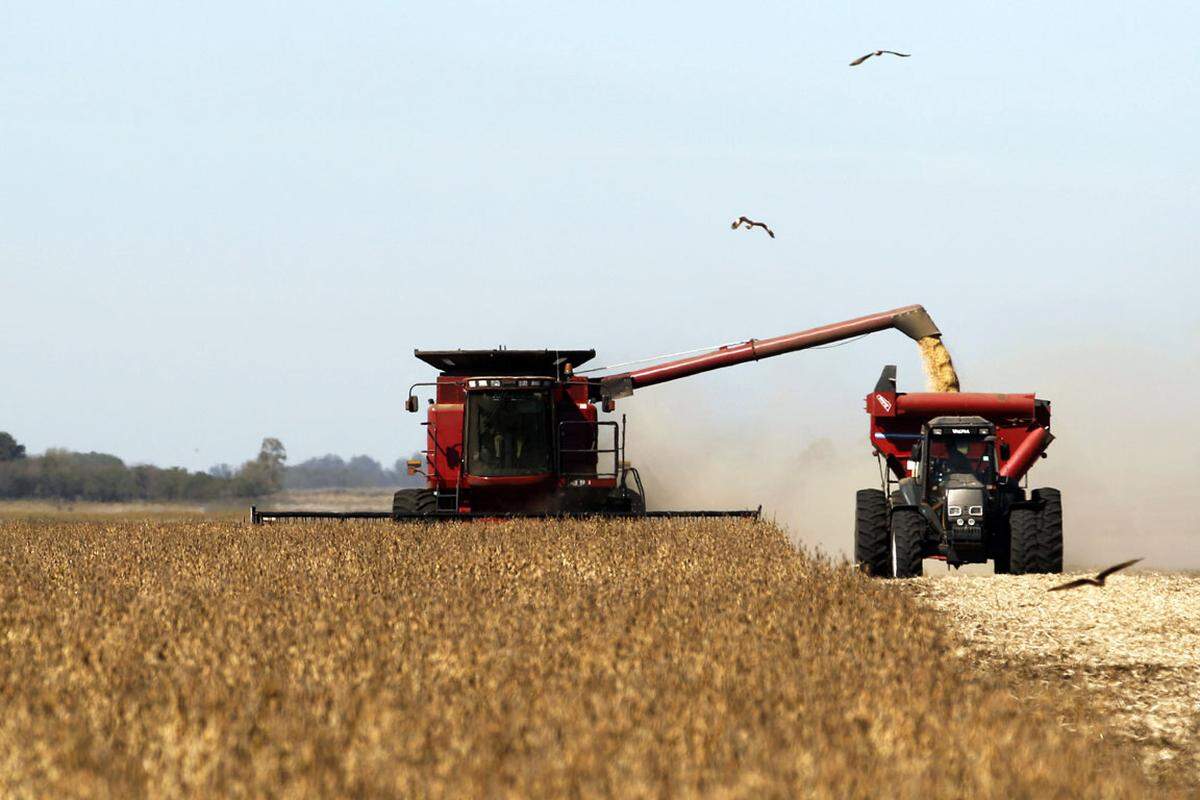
856,365,1062,578
397,347,649,516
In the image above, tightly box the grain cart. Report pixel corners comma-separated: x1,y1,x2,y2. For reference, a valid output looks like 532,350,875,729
855,366,1062,577
252,304,943,523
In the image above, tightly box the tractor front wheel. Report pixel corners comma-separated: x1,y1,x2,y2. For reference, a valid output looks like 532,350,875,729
890,508,925,579
393,488,436,519
854,489,890,577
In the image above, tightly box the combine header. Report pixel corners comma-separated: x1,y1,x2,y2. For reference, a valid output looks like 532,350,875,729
856,366,1062,577
253,304,941,523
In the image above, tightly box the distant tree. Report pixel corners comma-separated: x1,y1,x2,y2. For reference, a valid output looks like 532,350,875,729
0,432,25,461
259,438,287,470
234,437,288,496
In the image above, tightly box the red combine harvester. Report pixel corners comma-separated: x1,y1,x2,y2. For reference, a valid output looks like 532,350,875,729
856,365,1062,577
253,304,941,523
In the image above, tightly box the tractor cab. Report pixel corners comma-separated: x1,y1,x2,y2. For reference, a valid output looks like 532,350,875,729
919,417,996,494
915,417,997,554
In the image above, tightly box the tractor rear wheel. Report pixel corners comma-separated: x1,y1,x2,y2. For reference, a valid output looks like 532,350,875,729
392,488,436,519
890,508,925,579
854,489,891,577
1032,488,1064,573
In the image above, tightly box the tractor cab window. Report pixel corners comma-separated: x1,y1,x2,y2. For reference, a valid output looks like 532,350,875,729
467,390,552,476
927,437,993,485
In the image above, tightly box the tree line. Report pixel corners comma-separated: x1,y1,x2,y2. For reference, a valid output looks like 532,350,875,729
0,432,422,502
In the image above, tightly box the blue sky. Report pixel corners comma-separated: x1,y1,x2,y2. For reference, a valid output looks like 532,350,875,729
2,1,1196,506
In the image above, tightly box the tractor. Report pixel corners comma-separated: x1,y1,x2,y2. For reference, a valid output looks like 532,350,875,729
855,365,1063,577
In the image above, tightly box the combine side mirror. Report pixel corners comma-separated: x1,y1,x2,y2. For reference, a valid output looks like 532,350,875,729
911,441,922,461
602,398,616,413
406,459,423,476
405,395,419,413
1000,442,1011,460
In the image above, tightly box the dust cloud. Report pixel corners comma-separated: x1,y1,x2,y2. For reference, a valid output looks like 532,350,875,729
622,392,871,558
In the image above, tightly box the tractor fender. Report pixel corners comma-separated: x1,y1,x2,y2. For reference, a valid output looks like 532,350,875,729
896,477,922,508
891,477,947,541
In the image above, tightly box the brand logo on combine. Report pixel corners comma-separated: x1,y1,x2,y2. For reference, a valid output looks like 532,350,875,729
875,394,892,412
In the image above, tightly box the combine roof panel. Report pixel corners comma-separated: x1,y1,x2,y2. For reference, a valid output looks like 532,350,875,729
414,349,596,376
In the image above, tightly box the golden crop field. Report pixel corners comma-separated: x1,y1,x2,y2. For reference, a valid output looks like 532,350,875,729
0,515,1181,798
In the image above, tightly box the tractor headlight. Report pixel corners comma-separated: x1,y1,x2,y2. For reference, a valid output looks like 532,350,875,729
956,518,965,526
947,506,962,517
968,505,983,516
967,519,975,526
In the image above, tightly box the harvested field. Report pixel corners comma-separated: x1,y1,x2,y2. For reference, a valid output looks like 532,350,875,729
911,572,1200,785
0,517,1175,797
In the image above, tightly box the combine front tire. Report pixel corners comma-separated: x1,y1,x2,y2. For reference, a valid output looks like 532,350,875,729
393,489,436,519
890,508,925,579
854,489,891,577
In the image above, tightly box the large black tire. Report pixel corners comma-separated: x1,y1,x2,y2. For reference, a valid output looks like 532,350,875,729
392,488,436,519
854,489,891,577
890,508,926,579
1009,506,1049,574
1032,488,1064,573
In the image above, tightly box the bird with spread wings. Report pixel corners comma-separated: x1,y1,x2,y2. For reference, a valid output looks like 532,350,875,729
731,216,775,239
1048,558,1143,592
849,50,911,66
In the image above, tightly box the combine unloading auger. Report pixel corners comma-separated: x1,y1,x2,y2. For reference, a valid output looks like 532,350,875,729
252,304,943,523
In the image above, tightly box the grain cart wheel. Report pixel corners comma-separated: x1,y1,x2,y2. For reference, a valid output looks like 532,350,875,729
854,489,891,577
1009,507,1049,574
392,488,436,519
889,508,925,579
1032,488,1064,573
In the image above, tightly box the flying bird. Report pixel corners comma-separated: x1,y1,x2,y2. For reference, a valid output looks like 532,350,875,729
849,50,911,66
1047,558,1143,592
731,216,775,239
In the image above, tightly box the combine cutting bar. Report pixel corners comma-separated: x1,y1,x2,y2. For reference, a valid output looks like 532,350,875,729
250,506,761,525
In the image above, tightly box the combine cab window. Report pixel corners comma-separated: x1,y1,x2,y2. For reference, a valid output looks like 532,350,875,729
928,438,994,484
467,391,552,476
